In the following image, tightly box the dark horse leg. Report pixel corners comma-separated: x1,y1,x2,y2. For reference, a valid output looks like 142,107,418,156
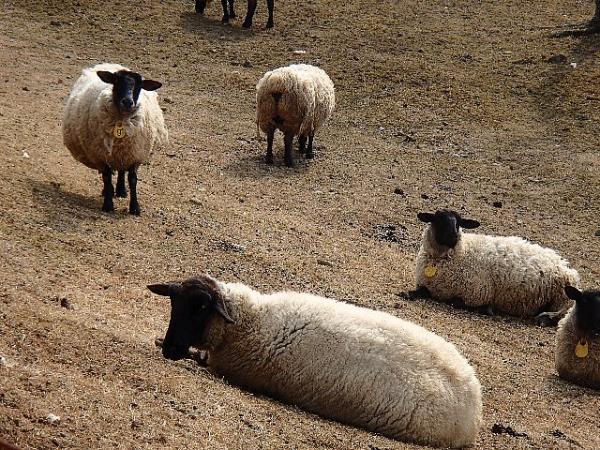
128,166,141,216
101,167,115,212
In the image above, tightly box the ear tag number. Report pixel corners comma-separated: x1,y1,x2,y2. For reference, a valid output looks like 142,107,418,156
113,122,125,139
424,265,437,278
575,339,589,358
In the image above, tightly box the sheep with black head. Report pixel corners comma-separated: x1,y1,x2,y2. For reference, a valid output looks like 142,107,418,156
194,0,274,28
412,209,579,323
63,63,168,215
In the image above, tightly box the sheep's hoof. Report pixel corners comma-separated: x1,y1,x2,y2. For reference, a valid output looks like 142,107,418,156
102,202,115,213
265,155,274,165
285,160,294,167
229,12,236,19
266,21,274,29
129,205,141,216
242,20,252,28
222,16,230,23
305,152,315,160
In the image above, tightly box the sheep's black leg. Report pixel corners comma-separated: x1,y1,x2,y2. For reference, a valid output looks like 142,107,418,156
242,0,257,28
284,132,294,167
195,0,207,14
266,0,274,28
266,127,275,165
115,170,127,198
228,0,236,18
128,166,141,216
101,167,115,213
305,133,315,159
406,286,431,300
535,304,570,327
221,0,230,22
298,135,307,154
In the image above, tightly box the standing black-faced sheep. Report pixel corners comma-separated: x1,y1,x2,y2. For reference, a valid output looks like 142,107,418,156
555,286,600,389
195,0,274,28
63,63,168,215
256,64,335,166
149,275,482,448
412,210,580,324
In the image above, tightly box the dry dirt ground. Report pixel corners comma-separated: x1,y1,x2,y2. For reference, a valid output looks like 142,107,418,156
1,0,599,449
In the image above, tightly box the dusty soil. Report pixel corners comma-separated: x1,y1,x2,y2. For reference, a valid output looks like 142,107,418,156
1,0,599,449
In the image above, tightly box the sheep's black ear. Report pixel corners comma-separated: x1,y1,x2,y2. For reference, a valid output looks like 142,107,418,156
97,71,117,85
142,79,162,91
215,300,235,324
417,213,435,223
147,283,172,296
565,285,583,302
459,218,480,229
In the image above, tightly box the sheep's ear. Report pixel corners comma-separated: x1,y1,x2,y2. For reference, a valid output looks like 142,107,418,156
459,218,480,229
97,71,117,85
565,285,583,302
215,300,235,324
147,283,173,296
142,79,162,91
417,213,435,223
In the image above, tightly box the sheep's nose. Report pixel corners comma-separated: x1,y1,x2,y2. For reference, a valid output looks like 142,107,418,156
120,98,134,110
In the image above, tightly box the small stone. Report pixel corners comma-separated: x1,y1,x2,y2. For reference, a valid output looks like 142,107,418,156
393,187,405,196
316,259,333,267
22,87,30,92
0,356,7,366
163,97,174,104
22,150,30,158
421,193,429,199
594,229,600,237
45,414,61,425
60,298,73,310
292,49,306,55
50,20,62,26
492,201,502,208
570,62,577,68
547,54,567,64
242,60,252,68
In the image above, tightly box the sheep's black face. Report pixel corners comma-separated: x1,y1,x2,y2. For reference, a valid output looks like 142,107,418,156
96,70,163,116
566,286,600,337
195,0,207,14
417,209,480,249
148,276,234,361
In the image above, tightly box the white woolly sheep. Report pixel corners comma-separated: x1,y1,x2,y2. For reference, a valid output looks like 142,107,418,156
256,64,335,166
555,286,600,389
149,274,482,448
412,210,580,324
63,63,168,215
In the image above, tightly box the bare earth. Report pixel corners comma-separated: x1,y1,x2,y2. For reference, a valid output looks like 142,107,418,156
1,0,599,449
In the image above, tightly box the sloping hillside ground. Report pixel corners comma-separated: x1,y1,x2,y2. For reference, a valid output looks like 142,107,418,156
0,0,599,448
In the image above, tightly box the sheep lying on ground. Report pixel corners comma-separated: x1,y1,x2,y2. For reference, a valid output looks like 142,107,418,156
63,63,168,215
149,274,482,448
412,210,579,324
555,286,600,389
256,64,335,166
195,0,274,28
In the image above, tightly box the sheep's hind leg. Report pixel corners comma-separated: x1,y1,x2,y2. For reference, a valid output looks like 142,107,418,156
298,135,307,154
221,0,230,22
115,170,128,198
284,132,294,167
128,166,141,216
101,167,115,213
305,133,315,159
242,0,257,28
228,0,236,18
266,0,274,28
266,127,275,165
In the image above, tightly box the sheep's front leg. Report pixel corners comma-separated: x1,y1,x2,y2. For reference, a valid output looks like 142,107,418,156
128,166,141,216
115,170,128,198
284,132,294,167
266,127,275,165
101,167,115,212
266,0,274,28
298,135,307,154
305,133,315,159
242,0,257,28
228,0,236,18
221,0,230,22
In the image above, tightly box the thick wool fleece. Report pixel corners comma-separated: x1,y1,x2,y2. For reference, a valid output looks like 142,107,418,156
256,64,335,136
63,63,168,171
200,282,482,448
416,228,580,316
555,309,600,389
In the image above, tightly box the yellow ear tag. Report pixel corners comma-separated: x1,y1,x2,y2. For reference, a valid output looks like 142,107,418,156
575,339,589,358
424,265,437,278
113,122,125,139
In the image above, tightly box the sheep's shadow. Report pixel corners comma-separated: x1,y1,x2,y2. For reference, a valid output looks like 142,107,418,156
224,147,316,179
179,11,256,40
28,179,130,232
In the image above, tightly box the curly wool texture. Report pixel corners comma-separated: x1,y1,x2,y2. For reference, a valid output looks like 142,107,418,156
416,228,580,316
555,309,600,389
256,64,335,136
200,282,482,448
63,63,168,171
